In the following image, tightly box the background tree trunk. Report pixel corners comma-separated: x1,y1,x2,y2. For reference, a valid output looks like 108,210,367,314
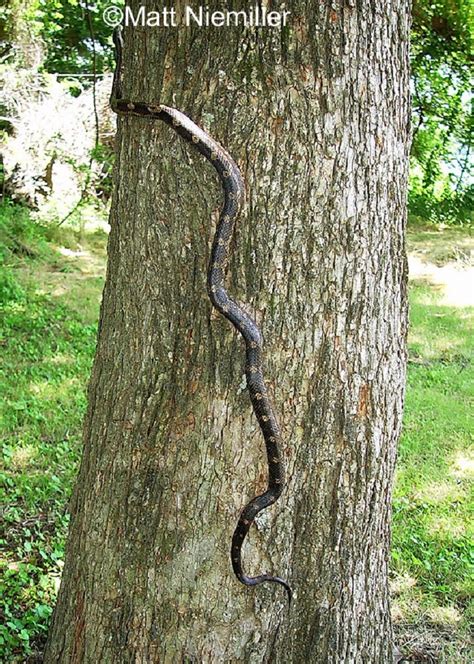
45,1,410,662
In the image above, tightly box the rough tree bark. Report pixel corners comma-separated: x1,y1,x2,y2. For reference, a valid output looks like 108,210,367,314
45,1,410,662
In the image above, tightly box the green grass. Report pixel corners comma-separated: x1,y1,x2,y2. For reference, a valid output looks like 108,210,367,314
391,241,473,659
0,203,101,660
0,204,472,661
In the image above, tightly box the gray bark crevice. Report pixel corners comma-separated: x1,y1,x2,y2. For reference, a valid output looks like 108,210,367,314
45,1,410,662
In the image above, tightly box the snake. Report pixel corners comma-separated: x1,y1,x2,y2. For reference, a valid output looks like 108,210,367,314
110,27,291,605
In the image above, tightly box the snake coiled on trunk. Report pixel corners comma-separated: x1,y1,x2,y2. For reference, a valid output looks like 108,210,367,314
110,27,291,604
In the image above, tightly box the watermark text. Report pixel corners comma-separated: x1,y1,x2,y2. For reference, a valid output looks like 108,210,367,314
103,5,291,29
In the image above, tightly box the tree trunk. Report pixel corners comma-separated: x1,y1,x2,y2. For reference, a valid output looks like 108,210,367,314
45,1,410,662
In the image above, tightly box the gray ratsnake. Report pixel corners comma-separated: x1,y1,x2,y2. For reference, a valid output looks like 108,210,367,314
110,26,291,605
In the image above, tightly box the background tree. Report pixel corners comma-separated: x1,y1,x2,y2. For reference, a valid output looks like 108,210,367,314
44,1,411,661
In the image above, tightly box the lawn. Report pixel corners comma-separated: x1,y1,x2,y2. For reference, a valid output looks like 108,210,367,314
0,204,103,660
0,204,472,662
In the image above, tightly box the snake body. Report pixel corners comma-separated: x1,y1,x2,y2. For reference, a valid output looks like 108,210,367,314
111,28,291,604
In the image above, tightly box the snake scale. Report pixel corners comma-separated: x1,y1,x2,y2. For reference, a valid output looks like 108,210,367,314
110,27,291,604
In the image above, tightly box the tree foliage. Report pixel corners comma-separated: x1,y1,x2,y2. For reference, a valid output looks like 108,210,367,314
1,0,472,224
410,0,473,224
0,0,117,73
35,0,117,75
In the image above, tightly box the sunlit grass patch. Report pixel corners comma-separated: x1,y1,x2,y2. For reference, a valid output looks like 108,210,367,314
7,444,38,471
450,451,474,480
392,270,473,661
408,281,473,359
